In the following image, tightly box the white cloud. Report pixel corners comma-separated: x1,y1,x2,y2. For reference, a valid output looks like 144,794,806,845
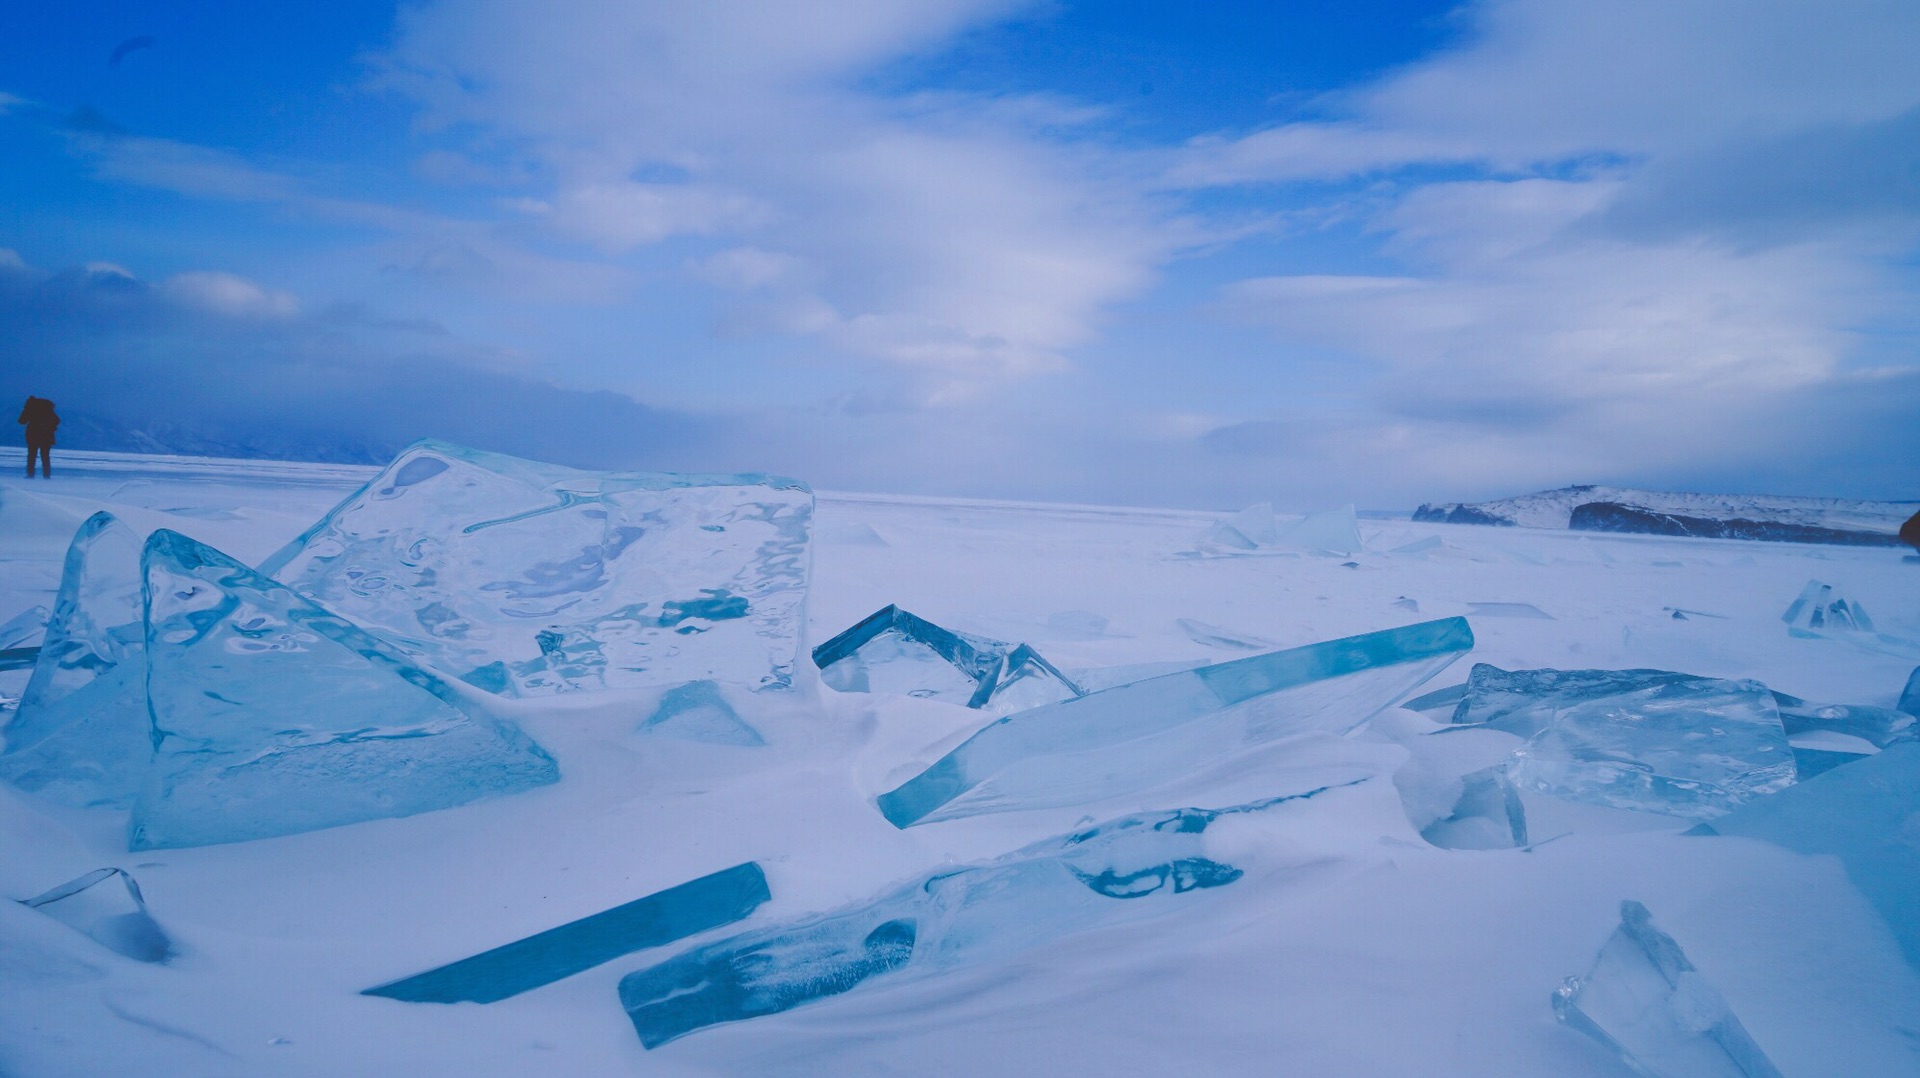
377,0,1181,394
161,271,300,317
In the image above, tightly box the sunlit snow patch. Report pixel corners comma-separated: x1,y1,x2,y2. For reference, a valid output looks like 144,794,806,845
1554,900,1783,1078
259,439,814,697
131,530,559,850
876,618,1471,828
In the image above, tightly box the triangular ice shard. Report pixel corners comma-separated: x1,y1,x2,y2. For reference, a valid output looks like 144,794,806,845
1419,766,1529,850
1553,901,1783,1078
130,530,559,850
620,787,1343,1048
1273,504,1361,555
876,618,1472,828
813,606,1081,712
259,440,813,697
0,604,51,650
1781,579,1874,635
1,513,151,808
1691,743,1920,970
640,680,765,746
19,867,171,963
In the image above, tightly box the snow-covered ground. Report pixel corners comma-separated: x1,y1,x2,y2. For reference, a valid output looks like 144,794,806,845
2,450,1917,1076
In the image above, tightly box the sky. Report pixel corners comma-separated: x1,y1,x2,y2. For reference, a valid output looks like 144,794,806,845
3,0,1917,511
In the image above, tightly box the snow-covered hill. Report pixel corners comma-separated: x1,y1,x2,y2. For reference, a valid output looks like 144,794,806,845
1416,484,1917,543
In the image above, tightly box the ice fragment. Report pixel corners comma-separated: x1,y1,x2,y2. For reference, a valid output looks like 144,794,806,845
260,440,813,697
0,604,50,650
130,530,560,850
1691,743,1920,969
640,680,764,746
20,868,171,963
1419,766,1529,849
813,606,1080,712
1901,666,1920,717
876,618,1471,828
1553,900,1783,1078
364,862,770,1003
620,789,1345,1046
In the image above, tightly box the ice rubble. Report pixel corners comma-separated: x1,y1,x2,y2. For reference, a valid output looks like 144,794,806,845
259,439,814,697
813,605,1082,712
1691,743,1920,969
19,867,171,964
1554,900,1782,1078
0,513,150,807
1782,579,1875,637
620,788,1348,1047
365,862,770,1004
1195,503,1362,555
876,618,1472,828
131,530,560,850
1453,665,1795,819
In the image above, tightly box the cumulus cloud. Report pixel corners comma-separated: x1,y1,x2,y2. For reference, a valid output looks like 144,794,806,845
375,0,1181,396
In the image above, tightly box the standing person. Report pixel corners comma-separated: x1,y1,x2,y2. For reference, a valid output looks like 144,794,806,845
17,396,58,478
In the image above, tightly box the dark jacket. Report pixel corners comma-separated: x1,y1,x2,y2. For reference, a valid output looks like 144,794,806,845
18,397,58,446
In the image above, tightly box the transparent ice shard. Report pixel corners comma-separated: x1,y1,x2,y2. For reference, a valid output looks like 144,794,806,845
1504,673,1794,820
131,530,560,850
1772,692,1915,749
813,607,1080,712
259,439,813,697
1066,658,1211,695
364,862,770,1004
1273,505,1361,555
1202,503,1279,550
876,618,1472,828
1387,536,1443,558
640,680,764,746
1553,900,1783,1078
1451,665,1713,738
1176,618,1278,651
1691,743,1920,969
1419,766,1529,850
1467,601,1554,620
20,868,171,963
620,787,1346,1047
0,604,50,649
1782,579,1873,635
1,514,151,808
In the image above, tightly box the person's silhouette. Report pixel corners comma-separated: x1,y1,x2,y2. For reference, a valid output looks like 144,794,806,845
18,396,59,478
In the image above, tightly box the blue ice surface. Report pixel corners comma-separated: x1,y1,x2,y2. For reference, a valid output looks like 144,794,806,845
639,680,765,746
1419,766,1529,850
0,513,150,808
259,439,813,697
130,530,560,851
1901,666,1920,717
876,618,1472,828
619,785,1354,1047
364,862,770,1004
1554,900,1782,1078
1504,676,1794,820
813,605,1082,712
19,867,171,963
1452,665,1738,737
1690,742,1920,970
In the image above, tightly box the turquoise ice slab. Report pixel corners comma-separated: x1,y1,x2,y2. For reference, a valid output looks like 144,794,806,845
131,530,560,850
260,439,813,697
876,618,1472,828
1690,742,1920,970
1,513,150,808
620,787,1349,1048
1503,675,1794,820
364,862,770,1004
1554,900,1782,1078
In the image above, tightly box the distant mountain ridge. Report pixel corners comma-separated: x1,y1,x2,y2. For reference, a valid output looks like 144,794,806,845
1414,485,1917,546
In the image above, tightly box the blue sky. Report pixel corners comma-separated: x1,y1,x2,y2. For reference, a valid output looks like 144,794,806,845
4,1,1917,509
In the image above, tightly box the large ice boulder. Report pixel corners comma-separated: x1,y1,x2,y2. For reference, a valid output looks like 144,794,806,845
259,440,814,697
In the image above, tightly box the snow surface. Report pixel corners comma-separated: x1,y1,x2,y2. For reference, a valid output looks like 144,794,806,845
1416,484,1918,534
3,449,1919,1076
